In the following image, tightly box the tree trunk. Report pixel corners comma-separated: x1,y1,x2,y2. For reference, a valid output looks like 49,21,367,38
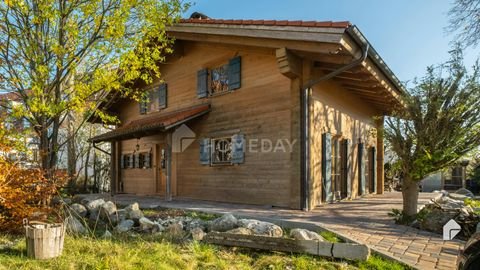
402,175,419,217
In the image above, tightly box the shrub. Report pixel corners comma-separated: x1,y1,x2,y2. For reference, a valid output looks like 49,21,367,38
0,125,64,233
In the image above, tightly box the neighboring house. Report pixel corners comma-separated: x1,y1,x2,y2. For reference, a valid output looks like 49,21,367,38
421,161,470,192
89,16,405,210
0,91,39,167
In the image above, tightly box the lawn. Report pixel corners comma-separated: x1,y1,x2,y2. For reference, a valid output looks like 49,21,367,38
0,234,410,270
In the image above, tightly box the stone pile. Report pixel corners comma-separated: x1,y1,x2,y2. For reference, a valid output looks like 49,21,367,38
63,199,326,242
418,189,480,239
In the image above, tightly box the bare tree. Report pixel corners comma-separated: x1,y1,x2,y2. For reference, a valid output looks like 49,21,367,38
447,0,480,48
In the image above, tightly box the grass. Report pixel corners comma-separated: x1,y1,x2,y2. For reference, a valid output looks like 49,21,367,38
319,231,342,243
0,234,411,270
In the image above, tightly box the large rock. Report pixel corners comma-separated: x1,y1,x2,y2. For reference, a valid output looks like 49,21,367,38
185,219,207,231
125,203,143,223
226,227,253,235
290,228,325,241
455,188,474,198
238,219,283,237
166,222,184,238
102,230,113,239
420,207,458,234
191,227,206,241
99,201,117,219
65,216,87,235
85,199,105,212
70,203,87,218
438,196,464,209
116,209,127,221
115,219,134,233
210,214,238,232
139,217,155,231
449,193,469,201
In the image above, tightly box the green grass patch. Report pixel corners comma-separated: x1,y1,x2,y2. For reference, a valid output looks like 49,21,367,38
319,230,342,243
359,255,413,270
0,234,410,270
185,211,219,221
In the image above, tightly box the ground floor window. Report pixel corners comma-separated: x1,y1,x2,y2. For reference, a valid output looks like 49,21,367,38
211,137,232,165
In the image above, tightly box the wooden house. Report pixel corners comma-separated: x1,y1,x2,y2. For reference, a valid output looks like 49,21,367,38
90,17,405,210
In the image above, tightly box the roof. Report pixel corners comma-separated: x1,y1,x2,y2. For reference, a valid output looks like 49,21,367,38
89,104,210,143
179,18,351,28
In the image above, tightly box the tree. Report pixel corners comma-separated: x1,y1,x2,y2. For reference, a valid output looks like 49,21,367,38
0,0,186,178
447,0,480,48
385,49,480,217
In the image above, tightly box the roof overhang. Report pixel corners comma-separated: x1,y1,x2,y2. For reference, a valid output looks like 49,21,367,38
168,20,406,114
89,104,210,143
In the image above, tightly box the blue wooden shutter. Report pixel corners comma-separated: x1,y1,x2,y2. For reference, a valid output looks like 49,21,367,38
134,153,140,168
346,139,352,198
199,138,211,165
228,56,241,90
358,143,366,195
139,94,148,114
158,83,167,109
371,147,377,194
144,152,151,168
120,154,125,169
197,69,208,98
322,133,333,202
231,134,245,164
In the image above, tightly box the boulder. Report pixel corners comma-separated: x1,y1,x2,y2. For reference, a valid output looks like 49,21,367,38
191,227,206,241
88,209,101,222
107,213,120,226
65,216,87,235
70,203,87,218
99,201,117,220
290,228,325,241
125,202,140,212
139,217,155,231
116,209,127,221
166,222,184,237
85,198,105,212
238,219,283,237
455,188,474,198
420,208,458,234
185,219,207,231
449,193,469,201
115,219,134,233
226,227,253,235
209,213,238,232
128,210,144,223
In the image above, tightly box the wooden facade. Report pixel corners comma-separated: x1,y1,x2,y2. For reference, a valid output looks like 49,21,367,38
91,19,404,210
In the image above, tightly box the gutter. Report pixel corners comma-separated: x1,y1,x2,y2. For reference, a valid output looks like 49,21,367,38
345,26,406,95
300,39,369,211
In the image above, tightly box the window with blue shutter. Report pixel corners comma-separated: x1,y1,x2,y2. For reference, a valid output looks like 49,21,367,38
197,69,208,98
322,133,333,203
120,154,125,169
231,134,245,164
144,152,151,168
227,56,241,90
158,83,167,109
199,138,211,165
139,96,148,115
134,153,140,168
358,143,366,196
341,139,351,199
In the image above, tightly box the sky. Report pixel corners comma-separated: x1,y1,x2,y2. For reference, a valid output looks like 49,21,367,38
184,0,480,85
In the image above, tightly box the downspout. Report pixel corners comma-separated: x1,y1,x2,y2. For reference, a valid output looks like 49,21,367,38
300,40,369,211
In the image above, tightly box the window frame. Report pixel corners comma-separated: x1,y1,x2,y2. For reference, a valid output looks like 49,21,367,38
210,136,233,166
208,63,231,96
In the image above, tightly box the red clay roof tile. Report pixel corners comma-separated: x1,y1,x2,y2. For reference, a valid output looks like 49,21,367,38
178,18,351,29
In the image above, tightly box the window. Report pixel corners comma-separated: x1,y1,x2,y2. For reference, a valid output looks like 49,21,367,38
139,96,148,115
123,154,133,169
139,84,167,114
211,137,232,165
210,64,230,95
197,56,241,98
331,138,342,200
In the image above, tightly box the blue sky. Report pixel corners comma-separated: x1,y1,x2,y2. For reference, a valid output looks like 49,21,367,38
184,0,479,85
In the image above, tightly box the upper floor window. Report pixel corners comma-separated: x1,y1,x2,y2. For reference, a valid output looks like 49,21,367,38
139,83,167,115
197,56,241,98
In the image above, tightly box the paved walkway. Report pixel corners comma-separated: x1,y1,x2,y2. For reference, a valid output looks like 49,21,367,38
79,192,465,270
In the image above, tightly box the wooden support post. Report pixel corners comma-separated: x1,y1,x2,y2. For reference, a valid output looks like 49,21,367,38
376,116,385,194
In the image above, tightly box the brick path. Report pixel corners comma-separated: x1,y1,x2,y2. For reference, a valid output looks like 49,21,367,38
81,192,465,270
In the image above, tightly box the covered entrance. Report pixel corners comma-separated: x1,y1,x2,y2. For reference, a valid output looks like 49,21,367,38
89,104,211,199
